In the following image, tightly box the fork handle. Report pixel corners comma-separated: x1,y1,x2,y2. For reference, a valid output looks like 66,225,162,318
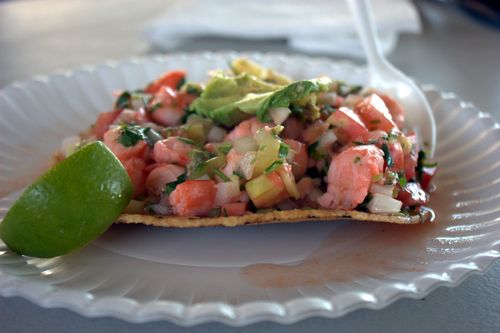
346,0,386,69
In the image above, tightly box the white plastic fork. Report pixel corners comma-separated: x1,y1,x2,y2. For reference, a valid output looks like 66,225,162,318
347,0,436,157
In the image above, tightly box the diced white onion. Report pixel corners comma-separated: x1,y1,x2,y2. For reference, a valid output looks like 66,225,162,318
269,107,291,125
215,181,241,206
59,135,82,157
147,203,171,216
238,151,257,180
207,126,227,142
234,137,258,153
278,167,300,199
369,183,395,197
318,130,337,149
367,193,402,214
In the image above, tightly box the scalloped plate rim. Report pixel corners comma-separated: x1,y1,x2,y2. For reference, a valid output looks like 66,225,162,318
0,51,499,326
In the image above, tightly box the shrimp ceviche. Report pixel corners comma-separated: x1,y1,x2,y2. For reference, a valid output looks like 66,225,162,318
62,58,437,224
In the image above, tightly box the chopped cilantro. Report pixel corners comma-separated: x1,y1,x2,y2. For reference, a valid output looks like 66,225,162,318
213,169,231,182
370,119,381,124
265,160,284,174
307,141,327,160
381,143,393,168
398,172,407,187
176,76,186,90
115,91,132,109
289,104,305,116
322,104,336,114
372,173,383,182
352,141,364,146
278,142,290,159
148,102,163,114
163,173,187,195
118,125,145,147
354,156,361,164
216,142,233,155
143,127,163,146
233,170,244,179
356,193,373,212
177,137,196,146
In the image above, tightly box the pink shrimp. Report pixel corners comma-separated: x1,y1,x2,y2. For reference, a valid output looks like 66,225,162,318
153,137,193,166
145,164,185,196
103,126,148,162
318,145,384,210
150,87,193,126
222,148,244,177
225,117,268,141
169,180,217,217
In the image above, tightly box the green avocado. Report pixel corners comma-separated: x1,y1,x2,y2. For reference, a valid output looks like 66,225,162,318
190,73,332,127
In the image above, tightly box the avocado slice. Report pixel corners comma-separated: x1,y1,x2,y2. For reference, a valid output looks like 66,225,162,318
190,73,332,127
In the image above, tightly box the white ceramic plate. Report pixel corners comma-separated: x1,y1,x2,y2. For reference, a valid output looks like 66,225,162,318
0,52,499,326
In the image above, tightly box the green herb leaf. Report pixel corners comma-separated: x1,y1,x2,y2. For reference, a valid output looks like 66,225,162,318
148,102,163,114
381,143,393,168
177,137,196,146
118,125,146,147
398,172,407,187
176,77,186,90
265,160,284,174
216,142,233,155
143,127,163,147
213,169,231,182
233,170,244,179
115,91,132,109
354,156,361,164
163,173,187,195
307,141,327,160
278,142,290,159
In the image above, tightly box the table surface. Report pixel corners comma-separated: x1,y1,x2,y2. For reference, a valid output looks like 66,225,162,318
0,0,499,332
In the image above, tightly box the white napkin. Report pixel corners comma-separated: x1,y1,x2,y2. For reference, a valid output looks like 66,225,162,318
144,0,421,58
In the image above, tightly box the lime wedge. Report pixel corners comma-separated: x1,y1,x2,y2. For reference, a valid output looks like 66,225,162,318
0,141,133,258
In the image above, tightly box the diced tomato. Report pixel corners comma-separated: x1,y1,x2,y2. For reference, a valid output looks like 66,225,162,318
379,93,405,129
301,120,328,144
282,117,303,140
285,139,308,179
122,157,147,198
222,202,247,216
144,70,186,94
355,94,397,132
397,182,428,207
93,110,121,139
326,107,369,144
388,142,404,173
420,166,437,191
169,180,216,217
403,134,418,181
